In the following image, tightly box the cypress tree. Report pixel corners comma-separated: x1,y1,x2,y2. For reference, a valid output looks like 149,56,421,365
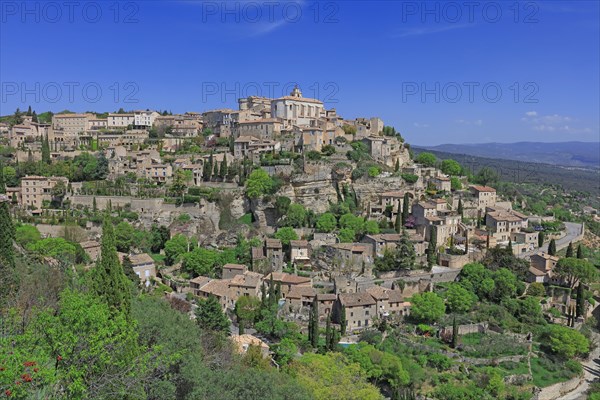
92,218,131,315
395,159,400,172
395,209,402,233
486,230,490,250
507,239,513,252
219,158,228,181
0,197,16,304
565,242,573,258
576,282,585,318
41,134,51,164
577,244,584,259
92,196,97,212
325,313,332,351
548,239,557,256
538,231,544,248
427,226,437,266
457,198,463,217
340,305,347,336
122,255,139,285
261,282,267,308
309,296,319,348
451,316,458,348
401,193,410,225
196,295,230,334
268,274,275,306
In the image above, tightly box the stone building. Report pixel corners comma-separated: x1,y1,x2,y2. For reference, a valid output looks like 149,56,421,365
271,86,324,129
19,175,69,213
334,292,377,332
469,185,497,210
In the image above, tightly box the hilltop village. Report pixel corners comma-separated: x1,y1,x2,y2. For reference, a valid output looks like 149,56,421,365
0,87,597,400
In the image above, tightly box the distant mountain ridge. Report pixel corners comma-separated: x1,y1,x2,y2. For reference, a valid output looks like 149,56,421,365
418,141,600,169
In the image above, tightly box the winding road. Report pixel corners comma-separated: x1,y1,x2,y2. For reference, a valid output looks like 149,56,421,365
557,331,600,400
518,222,583,259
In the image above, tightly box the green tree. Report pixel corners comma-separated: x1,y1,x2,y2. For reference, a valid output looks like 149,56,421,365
182,247,221,276
450,177,462,191
122,255,140,285
474,167,499,186
491,268,519,302
555,257,598,289
219,158,228,180
28,237,77,261
92,218,131,314
577,244,584,259
170,169,187,200
308,297,319,348
115,221,135,252
245,168,273,199
0,198,16,304
274,337,298,366
545,324,589,358
427,226,437,266
538,231,545,248
527,282,546,297
364,220,380,235
395,208,402,233
576,282,585,318
285,203,307,228
235,295,261,327
410,292,445,323
457,198,463,217
41,134,51,164
196,295,230,334
451,316,459,348
164,234,190,265
316,212,337,233
150,224,170,253
548,238,557,256
445,283,475,313
340,305,347,336
274,227,298,246
15,224,41,248
440,159,461,176
375,229,416,272
34,289,140,399
293,353,382,400
401,193,410,225
275,196,291,216
338,228,356,243
565,242,574,258
415,152,436,167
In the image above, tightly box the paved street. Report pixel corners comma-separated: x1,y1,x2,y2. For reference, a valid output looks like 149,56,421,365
518,222,583,259
558,331,600,400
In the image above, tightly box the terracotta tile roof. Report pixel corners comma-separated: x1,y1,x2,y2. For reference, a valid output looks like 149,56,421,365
290,240,309,248
286,286,317,299
129,253,154,265
470,185,496,192
200,279,231,298
223,263,246,271
265,238,282,249
387,290,406,303
230,271,263,288
366,285,389,301
190,276,211,287
267,272,312,285
251,247,266,260
339,292,376,307
317,293,337,301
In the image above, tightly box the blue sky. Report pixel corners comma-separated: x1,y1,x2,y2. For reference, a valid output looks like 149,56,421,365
1,0,598,145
